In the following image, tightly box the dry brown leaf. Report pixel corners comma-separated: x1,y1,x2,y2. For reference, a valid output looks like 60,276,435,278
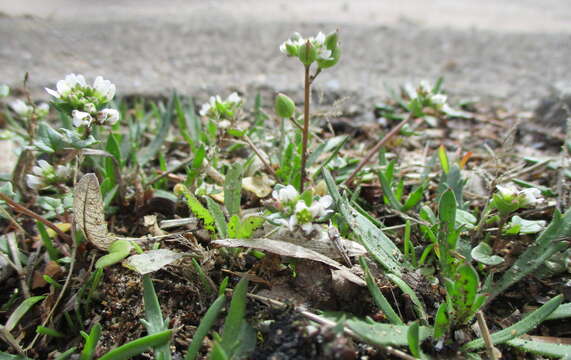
73,173,116,250
212,238,365,286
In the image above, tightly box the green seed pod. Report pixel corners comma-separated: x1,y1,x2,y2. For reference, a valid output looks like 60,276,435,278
275,93,296,118
298,41,317,66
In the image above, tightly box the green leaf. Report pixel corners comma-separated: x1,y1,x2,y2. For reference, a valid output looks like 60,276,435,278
227,215,264,239
360,258,403,325
36,325,65,338
224,163,243,218
33,122,66,153
378,170,402,210
402,182,427,211
507,337,571,358
142,275,171,360
98,330,172,360
438,145,449,174
386,273,428,324
207,198,228,238
407,321,421,358
449,264,483,324
37,221,60,261
487,209,571,302
80,323,101,360
137,94,175,166
324,169,404,275
433,302,449,340
505,216,547,235
346,317,432,347
6,296,46,332
546,302,571,320
95,239,132,269
186,296,226,360
179,186,215,233
471,242,504,266
463,295,563,350
220,278,249,356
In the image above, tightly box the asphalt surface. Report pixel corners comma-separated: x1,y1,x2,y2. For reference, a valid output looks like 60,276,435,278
1,0,571,109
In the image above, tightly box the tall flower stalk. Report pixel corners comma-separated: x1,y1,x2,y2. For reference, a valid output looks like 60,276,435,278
278,31,341,192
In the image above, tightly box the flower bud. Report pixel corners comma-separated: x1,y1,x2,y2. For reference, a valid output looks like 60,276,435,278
298,41,317,66
275,93,295,118
317,46,341,69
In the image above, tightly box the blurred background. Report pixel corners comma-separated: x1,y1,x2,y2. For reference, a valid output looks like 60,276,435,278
1,0,570,109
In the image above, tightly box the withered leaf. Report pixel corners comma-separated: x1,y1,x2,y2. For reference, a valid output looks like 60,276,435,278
212,238,365,286
73,173,116,250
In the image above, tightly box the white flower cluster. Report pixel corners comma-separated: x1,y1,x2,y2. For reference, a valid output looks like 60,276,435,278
280,32,334,61
9,99,49,119
199,92,242,122
26,160,72,190
413,80,448,109
271,185,333,234
46,73,119,128
496,184,543,207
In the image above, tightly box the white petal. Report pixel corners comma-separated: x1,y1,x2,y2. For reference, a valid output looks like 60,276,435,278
76,74,87,87
56,80,71,95
199,103,211,116
38,160,52,171
295,200,309,213
314,32,325,45
227,92,241,104
279,43,287,54
26,175,42,190
301,223,313,234
45,88,60,98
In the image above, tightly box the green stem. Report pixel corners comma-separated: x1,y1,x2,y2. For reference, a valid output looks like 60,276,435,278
300,65,311,192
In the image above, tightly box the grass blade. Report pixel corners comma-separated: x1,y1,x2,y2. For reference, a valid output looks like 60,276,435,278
5,296,46,332
98,330,172,360
142,275,171,360
224,163,243,218
185,295,226,360
506,337,571,358
80,323,101,360
324,169,404,275
220,278,248,355
463,295,563,350
359,257,403,325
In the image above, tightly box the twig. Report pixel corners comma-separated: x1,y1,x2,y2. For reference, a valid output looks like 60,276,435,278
243,291,417,360
344,113,413,187
243,135,277,178
0,192,71,242
25,237,77,351
476,311,499,360
0,325,27,357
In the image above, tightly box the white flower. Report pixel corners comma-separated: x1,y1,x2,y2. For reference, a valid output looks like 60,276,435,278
84,102,96,113
312,32,326,46
419,80,432,94
96,108,120,125
26,174,43,190
55,164,72,179
275,215,297,232
199,95,221,116
93,76,116,102
46,73,87,98
272,185,299,204
72,110,93,128
10,99,32,116
430,94,448,106
316,48,333,61
280,32,306,55
496,184,518,198
226,92,241,104
32,160,53,177
520,188,543,207
308,195,333,218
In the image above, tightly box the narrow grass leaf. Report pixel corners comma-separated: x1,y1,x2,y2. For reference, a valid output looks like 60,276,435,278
346,318,432,347
324,169,404,275
185,295,226,360
506,337,571,358
546,303,571,320
142,275,171,360
224,163,243,218
220,278,248,355
137,95,174,166
36,221,60,260
360,257,402,325
386,273,428,324
463,295,563,350
206,197,228,238
6,295,46,332
80,323,101,360
54,347,77,360
98,330,172,360
407,321,421,358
